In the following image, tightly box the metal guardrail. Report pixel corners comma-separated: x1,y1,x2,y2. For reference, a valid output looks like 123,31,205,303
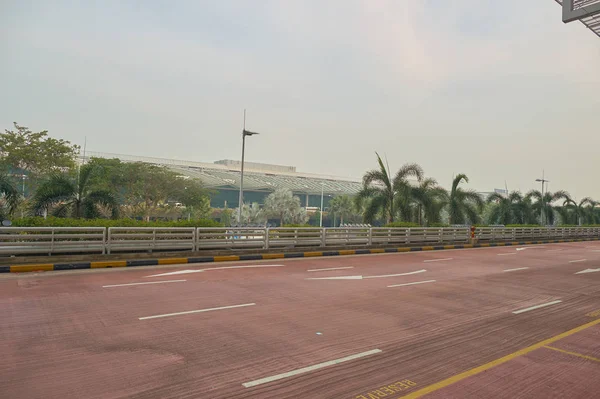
0,227,106,255
1,227,599,256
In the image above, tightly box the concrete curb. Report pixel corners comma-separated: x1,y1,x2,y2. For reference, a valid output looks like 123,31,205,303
2,238,598,273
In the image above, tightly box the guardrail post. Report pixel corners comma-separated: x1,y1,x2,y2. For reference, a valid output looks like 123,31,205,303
102,227,107,254
368,228,373,246
264,227,269,249
192,228,197,252
321,228,326,247
152,229,156,253
50,228,55,256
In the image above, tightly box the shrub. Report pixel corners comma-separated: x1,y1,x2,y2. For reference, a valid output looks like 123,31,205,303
10,217,223,228
383,221,420,228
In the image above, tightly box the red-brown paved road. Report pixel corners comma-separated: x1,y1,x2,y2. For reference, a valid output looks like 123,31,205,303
1,242,600,398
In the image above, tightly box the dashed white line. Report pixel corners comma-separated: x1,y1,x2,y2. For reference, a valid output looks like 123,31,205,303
569,259,587,263
103,279,187,288
423,258,453,263
547,249,563,252
307,267,354,272
503,267,529,272
512,300,562,314
139,303,256,320
242,349,382,388
498,253,517,256
387,280,436,288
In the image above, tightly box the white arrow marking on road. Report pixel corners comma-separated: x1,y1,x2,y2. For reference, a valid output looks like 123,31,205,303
306,269,426,280
146,269,204,277
145,264,285,278
575,268,600,275
516,246,546,251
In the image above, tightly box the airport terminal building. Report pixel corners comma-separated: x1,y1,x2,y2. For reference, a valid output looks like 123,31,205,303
83,152,362,209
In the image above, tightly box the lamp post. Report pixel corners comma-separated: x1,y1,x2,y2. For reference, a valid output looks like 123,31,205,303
238,110,259,224
535,172,549,226
319,183,324,227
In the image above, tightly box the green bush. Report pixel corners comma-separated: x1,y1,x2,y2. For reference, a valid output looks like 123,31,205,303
11,216,223,228
281,224,314,228
383,221,420,228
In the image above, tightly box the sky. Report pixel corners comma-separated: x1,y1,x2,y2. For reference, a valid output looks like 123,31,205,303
1,0,599,199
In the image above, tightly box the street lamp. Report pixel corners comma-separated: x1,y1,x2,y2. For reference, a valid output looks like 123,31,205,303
238,109,259,224
319,183,324,227
535,173,549,226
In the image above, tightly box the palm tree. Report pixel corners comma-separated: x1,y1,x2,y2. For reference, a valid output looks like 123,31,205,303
581,199,600,225
525,190,570,225
410,177,447,226
30,164,119,218
328,195,355,226
448,174,484,225
0,173,20,219
356,153,423,224
486,191,532,225
559,196,594,226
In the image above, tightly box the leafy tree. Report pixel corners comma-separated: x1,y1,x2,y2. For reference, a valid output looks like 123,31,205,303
0,173,20,220
448,174,484,225
237,202,266,224
30,164,119,219
328,195,355,226
356,153,423,224
264,188,307,226
0,123,80,176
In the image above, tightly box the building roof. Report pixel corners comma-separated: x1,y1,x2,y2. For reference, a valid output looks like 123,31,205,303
84,151,363,196
555,0,600,37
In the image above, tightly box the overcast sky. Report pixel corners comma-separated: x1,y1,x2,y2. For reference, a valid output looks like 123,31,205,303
1,0,599,199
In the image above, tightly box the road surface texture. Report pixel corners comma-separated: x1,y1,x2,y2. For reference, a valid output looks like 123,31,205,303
1,242,600,398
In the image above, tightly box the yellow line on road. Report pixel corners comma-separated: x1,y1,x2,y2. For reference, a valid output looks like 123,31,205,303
398,318,600,398
544,346,600,363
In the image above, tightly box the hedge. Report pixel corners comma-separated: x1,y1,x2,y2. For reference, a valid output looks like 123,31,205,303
10,217,224,228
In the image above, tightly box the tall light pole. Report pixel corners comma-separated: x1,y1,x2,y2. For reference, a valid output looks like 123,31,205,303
319,183,324,227
536,171,549,226
238,109,259,224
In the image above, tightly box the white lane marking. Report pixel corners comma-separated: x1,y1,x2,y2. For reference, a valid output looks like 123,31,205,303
503,267,529,272
103,279,187,288
307,267,354,272
146,270,203,277
423,258,453,263
498,253,517,256
569,259,587,263
512,300,562,314
364,269,427,279
575,268,600,275
589,250,600,252
547,249,564,252
242,349,382,388
307,269,426,280
139,303,256,320
202,264,284,272
306,275,363,280
387,280,436,288
146,264,284,278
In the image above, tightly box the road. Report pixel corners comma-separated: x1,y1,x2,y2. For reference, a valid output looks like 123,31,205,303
1,242,600,398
